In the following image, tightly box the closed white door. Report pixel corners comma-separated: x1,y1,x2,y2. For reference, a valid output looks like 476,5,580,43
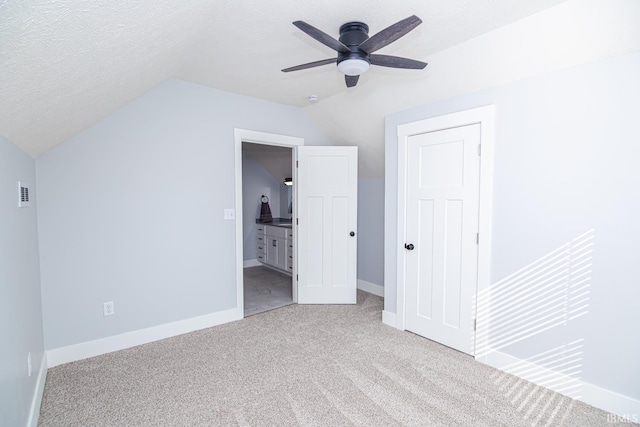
297,146,358,304
405,124,480,354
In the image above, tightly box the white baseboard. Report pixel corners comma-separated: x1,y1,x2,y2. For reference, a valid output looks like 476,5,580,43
243,259,261,268
479,348,640,421
47,307,242,368
27,352,47,427
357,279,384,297
382,310,397,328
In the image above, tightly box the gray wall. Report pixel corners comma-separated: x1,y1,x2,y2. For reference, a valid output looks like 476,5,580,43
280,184,292,220
37,79,331,350
357,178,384,286
385,51,640,400
242,156,284,261
0,136,44,425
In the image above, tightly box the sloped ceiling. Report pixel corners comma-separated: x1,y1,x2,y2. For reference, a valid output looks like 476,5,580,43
2,0,638,177
243,143,292,183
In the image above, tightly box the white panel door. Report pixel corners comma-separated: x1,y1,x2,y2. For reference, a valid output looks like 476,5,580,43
297,146,358,304
405,124,480,354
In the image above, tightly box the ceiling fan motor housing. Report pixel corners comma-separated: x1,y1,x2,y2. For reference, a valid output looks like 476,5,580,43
337,22,371,67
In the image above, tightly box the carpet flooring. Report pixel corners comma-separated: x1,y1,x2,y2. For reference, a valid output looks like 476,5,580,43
39,291,630,426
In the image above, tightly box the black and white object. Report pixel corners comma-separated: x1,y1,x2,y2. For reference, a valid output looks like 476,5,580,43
18,181,30,208
282,15,428,88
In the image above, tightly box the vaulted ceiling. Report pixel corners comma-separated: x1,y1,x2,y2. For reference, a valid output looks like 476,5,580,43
2,0,637,177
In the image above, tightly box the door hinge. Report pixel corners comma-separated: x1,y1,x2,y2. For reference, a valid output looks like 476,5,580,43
474,319,477,331
476,233,479,244
296,218,298,225
296,274,299,281
478,144,481,156
296,160,299,168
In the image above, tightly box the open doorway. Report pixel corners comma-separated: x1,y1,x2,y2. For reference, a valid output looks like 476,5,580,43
234,129,358,315
241,143,294,316
233,129,303,319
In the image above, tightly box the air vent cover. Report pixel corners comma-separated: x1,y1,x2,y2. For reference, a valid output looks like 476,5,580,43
18,181,30,208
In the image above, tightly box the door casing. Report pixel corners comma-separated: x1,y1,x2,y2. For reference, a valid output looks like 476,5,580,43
395,105,495,359
234,129,303,316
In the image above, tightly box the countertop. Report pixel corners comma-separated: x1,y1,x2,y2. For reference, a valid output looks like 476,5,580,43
256,218,293,228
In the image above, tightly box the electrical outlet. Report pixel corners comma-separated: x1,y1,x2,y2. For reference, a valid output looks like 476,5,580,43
224,208,235,220
27,352,32,377
103,301,115,316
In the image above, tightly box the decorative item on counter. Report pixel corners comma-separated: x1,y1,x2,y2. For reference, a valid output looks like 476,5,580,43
259,195,273,223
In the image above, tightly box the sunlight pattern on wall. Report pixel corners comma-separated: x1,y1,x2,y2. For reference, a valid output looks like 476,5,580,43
474,229,594,424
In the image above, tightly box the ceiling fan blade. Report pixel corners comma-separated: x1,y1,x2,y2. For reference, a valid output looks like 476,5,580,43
345,75,359,88
282,58,336,72
293,21,350,53
359,15,422,54
369,54,427,70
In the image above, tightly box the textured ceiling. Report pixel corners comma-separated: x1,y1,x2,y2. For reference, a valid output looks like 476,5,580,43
2,0,636,178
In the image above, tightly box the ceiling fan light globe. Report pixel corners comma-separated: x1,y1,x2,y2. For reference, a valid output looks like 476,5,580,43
337,59,370,76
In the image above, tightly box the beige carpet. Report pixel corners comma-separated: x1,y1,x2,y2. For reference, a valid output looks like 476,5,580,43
39,291,629,426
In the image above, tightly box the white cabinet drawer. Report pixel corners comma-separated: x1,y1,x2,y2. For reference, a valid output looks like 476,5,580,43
286,251,293,271
264,225,289,239
256,225,266,235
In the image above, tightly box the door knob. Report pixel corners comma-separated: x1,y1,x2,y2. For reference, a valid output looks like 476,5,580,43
405,243,415,250
350,231,355,237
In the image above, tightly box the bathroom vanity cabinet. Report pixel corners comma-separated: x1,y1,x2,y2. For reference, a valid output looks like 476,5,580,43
256,224,293,274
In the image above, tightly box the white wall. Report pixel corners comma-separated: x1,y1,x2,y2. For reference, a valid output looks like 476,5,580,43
37,79,331,350
385,51,640,405
0,136,44,426
242,156,284,261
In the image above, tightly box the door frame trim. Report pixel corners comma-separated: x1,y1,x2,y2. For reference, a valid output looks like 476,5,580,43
234,129,303,317
395,105,495,356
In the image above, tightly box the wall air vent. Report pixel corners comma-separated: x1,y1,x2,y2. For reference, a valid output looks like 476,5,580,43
18,181,30,208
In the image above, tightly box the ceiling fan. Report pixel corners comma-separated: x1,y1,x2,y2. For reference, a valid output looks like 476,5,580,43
282,15,428,88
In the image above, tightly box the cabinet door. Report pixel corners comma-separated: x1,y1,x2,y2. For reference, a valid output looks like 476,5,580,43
265,236,287,270
275,237,287,271
266,236,279,267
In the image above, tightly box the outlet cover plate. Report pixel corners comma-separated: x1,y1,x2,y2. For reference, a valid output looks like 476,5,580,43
224,209,235,220
103,301,115,316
